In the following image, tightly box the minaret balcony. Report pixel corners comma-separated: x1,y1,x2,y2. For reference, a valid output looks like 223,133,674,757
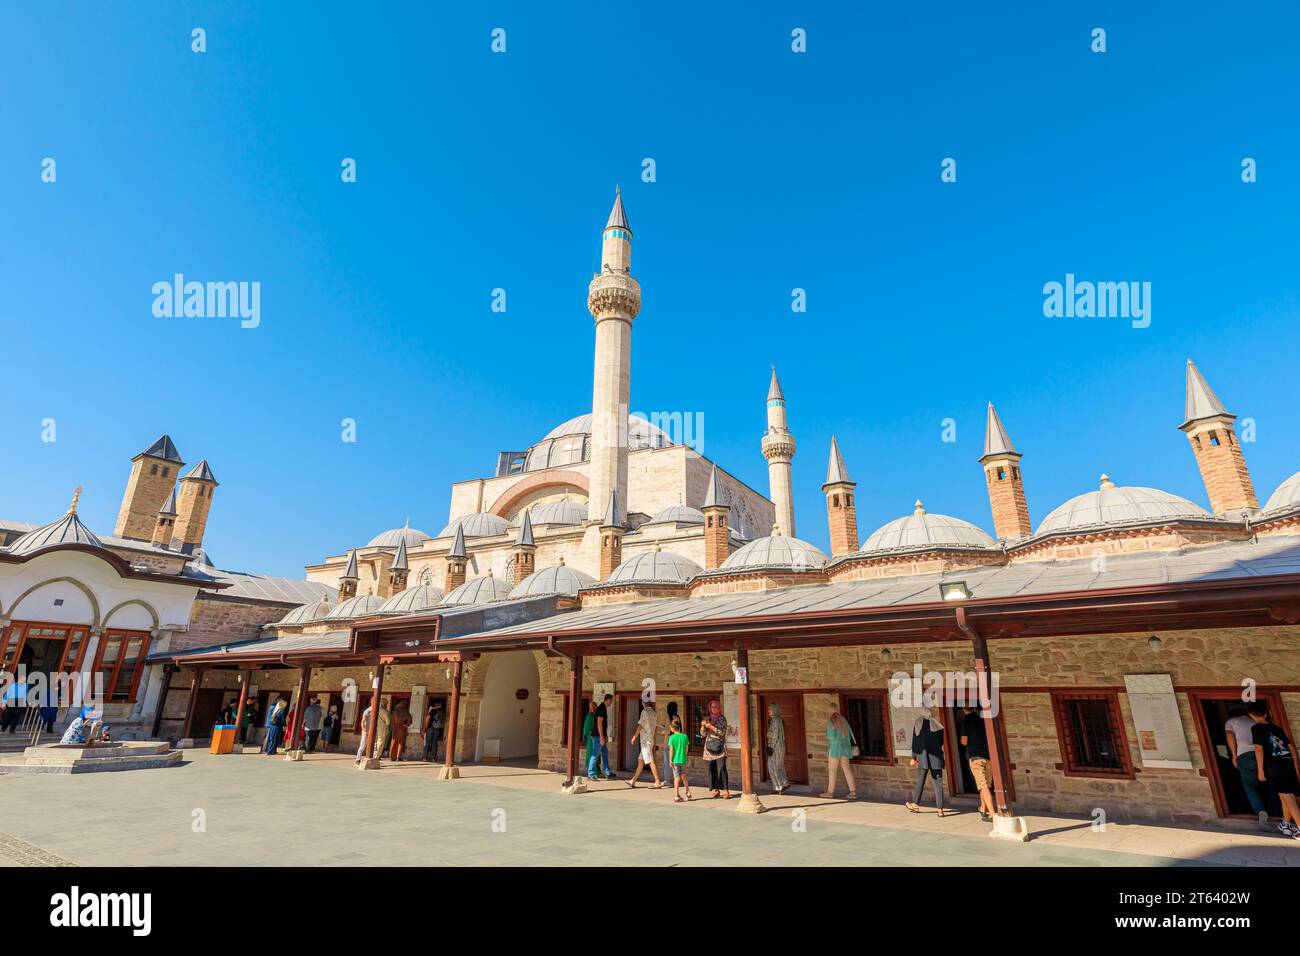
587,273,641,320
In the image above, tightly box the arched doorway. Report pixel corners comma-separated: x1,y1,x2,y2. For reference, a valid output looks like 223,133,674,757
475,650,541,762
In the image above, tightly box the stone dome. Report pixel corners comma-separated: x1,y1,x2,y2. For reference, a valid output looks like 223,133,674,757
720,534,829,572
606,546,702,585
326,594,386,620
367,525,430,549
438,512,511,539
508,561,597,599
276,598,333,626
646,505,705,526
377,584,446,616
1037,477,1211,535
511,498,586,527
1262,472,1300,514
442,574,513,606
859,502,998,554
521,413,672,472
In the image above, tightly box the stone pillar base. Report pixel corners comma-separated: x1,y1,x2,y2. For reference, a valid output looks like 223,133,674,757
989,814,1030,842
736,792,767,814
356,757,382,770
284,750,304,762
437,765,460,780
561,776,589,795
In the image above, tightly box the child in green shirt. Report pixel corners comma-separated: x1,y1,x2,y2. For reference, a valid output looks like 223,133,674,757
668,717,693,802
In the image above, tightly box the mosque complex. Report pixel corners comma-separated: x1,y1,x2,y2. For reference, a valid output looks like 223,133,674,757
3,190,1300,828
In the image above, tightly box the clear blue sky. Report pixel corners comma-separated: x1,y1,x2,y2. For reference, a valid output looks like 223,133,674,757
3,3,1298,578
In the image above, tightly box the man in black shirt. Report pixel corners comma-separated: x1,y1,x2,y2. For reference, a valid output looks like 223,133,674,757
959,706,995,822
594,694,617,780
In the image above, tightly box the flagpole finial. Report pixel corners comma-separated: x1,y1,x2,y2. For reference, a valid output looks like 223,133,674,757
68,486,83,515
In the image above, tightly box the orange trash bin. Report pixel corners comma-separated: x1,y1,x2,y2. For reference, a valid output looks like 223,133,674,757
210,724,237,754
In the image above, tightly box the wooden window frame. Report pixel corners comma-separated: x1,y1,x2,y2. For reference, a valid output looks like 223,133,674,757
838,690,894,765
90,629,153,703
1050,690,1135,779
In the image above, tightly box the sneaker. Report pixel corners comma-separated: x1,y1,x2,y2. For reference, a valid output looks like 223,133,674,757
1277,821,1294,835
979,811,992,823
1259,810,1272,830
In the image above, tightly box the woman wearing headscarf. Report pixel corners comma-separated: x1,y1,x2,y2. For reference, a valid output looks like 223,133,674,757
766,702,789,795
907,708,949,816
700,699,731,799
822,709,858,799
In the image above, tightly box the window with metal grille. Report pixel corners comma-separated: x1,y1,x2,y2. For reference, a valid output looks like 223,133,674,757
1052,691,1133,777
840,692,892,763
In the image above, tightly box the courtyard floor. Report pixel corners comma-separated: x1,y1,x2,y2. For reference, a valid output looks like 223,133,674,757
2,749,1298,867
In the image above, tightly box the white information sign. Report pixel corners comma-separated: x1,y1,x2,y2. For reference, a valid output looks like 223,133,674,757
1123,673,1193,769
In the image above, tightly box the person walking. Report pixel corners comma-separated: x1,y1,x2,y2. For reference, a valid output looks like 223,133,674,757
1226,705,1272,829
389,699,412,761
303,697,323,753
822,708,857,799
1247,702,1300,838
626,699,663,788
321,702,341,753
355,698,389,765
766,702,789,795
423,700,445,762
662,701,680,782
242,697,260,746
584,698,602,780
375,699,392,760
959,705,996,822
595,693,616,779
264,699,288,756
701,699,731,799
906,708,949,816
668,716,693,803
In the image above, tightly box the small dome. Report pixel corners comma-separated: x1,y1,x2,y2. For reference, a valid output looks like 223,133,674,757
1037,478,1210,535
277,598,333,626
7,511,104,556
606,547,701,585
508,561,597,599
326,594,386,620
443,574,513,606
1262,472,1300,514
720,534,828,572
367,526,430,549
516,498,586,526
860,502,997,554
438,512,511,538
521,414,673,473
377,585,446,616
646,505,705,526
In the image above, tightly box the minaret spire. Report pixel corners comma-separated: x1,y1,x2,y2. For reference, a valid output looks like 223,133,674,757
587,187,642,525
1180,359,1257,514
760,366,797,537
980,402,1032,541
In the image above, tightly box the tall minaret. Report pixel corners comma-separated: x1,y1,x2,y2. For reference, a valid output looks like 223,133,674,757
761,366,797,537
586,187,642,523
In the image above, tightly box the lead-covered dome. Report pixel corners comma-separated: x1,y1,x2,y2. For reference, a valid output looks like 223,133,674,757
1262,472,1300,514
438,512,511,538
508,560,597,599
367,525,430,548
442,573,512,606
606,546,702,585
1037,477,1210,535
326,594,386,620
511,498,586,527
859,502,997,555
276,598,333,626
645,505,705,526
521,413,673,472
378,585,446,616
720,534,828,572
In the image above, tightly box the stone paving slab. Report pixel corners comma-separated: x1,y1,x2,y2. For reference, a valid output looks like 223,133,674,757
0,750,1288,867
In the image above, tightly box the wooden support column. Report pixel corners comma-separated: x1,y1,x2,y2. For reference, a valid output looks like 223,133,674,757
231,668,251,751
564,652,584,790
734,645,765,813
179,666,205,742
438,658,464,780
150,664,176,739
359,661,385,769
288,663,311,756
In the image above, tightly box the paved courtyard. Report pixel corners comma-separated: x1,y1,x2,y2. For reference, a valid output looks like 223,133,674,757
2,750,1297,867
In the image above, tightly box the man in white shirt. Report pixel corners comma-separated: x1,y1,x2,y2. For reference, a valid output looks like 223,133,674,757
625,699,664,789
1225,706,1271,829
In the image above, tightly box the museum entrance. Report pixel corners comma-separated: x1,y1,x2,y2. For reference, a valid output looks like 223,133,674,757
1189,690,1289,818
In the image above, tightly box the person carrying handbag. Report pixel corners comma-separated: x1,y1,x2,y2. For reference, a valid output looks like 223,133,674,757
701,700,732,799
823,709,858,799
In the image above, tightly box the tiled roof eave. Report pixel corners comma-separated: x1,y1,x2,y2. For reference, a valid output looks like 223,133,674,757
1011,516,1245,551
827,545,1005,570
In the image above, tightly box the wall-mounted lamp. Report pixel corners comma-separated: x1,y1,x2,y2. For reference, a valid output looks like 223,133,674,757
1148,635,1162,652
880,648,893,662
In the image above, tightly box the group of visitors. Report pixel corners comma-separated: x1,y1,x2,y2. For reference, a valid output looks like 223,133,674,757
353,697,447,766
0,680,58,735
1225,702,1299,838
